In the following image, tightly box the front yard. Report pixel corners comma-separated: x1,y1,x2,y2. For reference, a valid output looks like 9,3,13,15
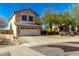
0,35,79,56
18,35,79,46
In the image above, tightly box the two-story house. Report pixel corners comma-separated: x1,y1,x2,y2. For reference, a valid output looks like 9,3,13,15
8,9,41,37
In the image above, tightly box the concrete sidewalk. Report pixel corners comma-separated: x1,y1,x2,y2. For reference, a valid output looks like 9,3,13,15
0,45,44,56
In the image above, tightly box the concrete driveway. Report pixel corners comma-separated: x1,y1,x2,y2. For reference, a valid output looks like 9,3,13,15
18,35,79,47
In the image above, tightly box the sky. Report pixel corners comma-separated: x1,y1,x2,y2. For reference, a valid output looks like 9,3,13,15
0,3,74,21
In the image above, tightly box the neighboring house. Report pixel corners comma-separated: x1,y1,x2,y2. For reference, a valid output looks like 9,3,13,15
8,9,41,37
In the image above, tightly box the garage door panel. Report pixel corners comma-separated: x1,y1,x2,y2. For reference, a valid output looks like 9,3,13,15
20,29,40,36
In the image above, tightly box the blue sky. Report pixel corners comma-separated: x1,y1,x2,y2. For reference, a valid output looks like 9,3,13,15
0,3,74,21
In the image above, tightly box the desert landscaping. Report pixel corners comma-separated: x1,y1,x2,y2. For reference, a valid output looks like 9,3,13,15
0,35,79,56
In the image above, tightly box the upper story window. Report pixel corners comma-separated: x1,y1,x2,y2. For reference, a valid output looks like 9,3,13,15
29,16,33,21
22,15,27,21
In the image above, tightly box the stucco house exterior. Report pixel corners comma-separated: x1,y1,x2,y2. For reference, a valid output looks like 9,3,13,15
8,9,41,37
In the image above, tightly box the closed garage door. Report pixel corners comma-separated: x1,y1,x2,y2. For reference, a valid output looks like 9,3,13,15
20,29,40,36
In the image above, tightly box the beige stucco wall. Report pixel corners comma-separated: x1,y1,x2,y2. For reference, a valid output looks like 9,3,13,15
15,10,38,25
8,15,17,37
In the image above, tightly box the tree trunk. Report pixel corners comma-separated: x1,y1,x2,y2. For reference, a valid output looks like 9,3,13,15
69,25,72,32
50,27,52,32
49,23,52,32
75,25,78,32
49,23,53,35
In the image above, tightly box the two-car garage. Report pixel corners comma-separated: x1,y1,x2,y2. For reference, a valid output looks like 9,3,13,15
20,29,41,36
17,25,41,36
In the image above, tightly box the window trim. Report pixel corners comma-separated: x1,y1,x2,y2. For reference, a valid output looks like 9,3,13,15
22,15,27,21
29,15,34,22
21,14,35,23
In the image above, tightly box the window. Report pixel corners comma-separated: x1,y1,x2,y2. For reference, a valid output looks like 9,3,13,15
29,16,33,21
22,15,27,21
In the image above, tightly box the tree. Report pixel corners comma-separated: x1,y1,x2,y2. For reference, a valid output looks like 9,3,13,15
45,24,49,29
67,4,79,32
0,16,7,30
68,3,79,25
58,4,79,34
56,14,65,25
42,8,58,32
35,18,42,25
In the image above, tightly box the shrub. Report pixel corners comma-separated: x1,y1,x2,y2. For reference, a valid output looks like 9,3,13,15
0,38,11,45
